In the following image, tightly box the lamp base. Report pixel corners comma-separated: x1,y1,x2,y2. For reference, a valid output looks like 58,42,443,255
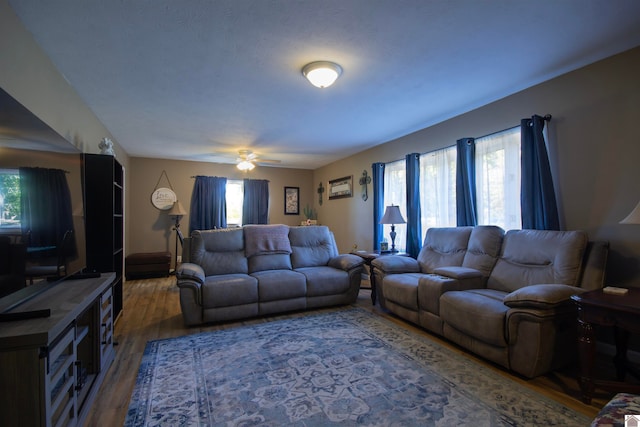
390,226,397,252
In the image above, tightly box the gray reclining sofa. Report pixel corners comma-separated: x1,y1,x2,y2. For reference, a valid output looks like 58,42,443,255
176,224,364,326
371,226,609,378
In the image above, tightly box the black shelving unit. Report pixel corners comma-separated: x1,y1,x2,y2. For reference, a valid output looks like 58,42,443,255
83,154,124,320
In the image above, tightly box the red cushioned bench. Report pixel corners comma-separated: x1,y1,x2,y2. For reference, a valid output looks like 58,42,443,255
125,252,171,279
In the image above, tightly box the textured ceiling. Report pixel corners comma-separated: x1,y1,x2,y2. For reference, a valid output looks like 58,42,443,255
7,0,640,169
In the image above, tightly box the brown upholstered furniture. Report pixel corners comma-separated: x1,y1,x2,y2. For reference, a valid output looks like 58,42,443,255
125,251,171,279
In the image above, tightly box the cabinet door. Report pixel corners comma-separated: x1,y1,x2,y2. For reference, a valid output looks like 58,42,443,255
100,286,114,365
46,326,77,427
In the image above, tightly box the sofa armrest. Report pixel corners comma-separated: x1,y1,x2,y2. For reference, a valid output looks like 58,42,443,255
503,284,585,309
329,254,365,272
176,262,205,285
371,256,420,274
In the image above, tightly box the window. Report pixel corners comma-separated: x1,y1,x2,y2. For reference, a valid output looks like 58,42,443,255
383,160,406,251
419,146,457,231
475,127,521,230
381,125,522,249
0,169,20,229
226,180,244,227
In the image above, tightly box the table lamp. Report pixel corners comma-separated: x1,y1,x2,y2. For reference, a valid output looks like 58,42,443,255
379,205,406,252
620,200,640,224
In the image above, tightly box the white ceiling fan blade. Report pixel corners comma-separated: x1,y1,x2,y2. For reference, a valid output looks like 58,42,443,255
255,158,281,164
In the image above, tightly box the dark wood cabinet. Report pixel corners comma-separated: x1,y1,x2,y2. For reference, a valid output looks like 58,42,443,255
0,274,115,426
83,154,124,320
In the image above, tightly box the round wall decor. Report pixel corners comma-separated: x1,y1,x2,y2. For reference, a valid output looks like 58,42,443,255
151,187,177,210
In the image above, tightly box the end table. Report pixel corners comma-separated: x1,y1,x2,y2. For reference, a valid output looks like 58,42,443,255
351,250,410,305
571,288,640,404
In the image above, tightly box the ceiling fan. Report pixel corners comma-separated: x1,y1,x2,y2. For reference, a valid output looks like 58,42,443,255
235,150,281,170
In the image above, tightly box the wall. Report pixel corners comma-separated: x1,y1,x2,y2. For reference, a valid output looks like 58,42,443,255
315,46,640,286
127,158,313,266
0,0,131,252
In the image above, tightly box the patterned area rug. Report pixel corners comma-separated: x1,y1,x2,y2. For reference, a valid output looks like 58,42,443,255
124,307,590,426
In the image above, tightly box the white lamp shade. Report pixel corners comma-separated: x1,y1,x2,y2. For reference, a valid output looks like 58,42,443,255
237,160,255,171
302,61,342,88
620,200,640,224
168,200,187,217
379,205,406,225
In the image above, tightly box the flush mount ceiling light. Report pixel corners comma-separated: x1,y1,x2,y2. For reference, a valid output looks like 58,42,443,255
302,61,342,88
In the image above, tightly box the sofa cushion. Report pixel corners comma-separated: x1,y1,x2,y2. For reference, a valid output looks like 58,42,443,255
440,289,509,347
201,274,258,308
417,227,472,273
252,270,306,301
381,273,421,310
462,225,505,276
248,253,292,274
191,229,248,275
244,224,292,258
296,266,350,297
487,229,588,293
289,226,337,268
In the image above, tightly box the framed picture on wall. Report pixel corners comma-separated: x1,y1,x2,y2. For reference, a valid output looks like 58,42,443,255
284,186,299,215
328,176,353,200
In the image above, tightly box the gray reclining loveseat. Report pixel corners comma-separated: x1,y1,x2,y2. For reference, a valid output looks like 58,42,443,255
176,224,364,325
371,226,609,378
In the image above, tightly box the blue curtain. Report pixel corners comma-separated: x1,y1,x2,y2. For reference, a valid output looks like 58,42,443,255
189,176,227,234
456,137,477,226
405,153,422,257
19,167,76,255
521,115,559,230
372,163,385,250
243,179,269,225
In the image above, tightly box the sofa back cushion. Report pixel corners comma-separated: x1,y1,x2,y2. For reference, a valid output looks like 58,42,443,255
190,228,248,275
462,226,505,277
487,229,588,293
417,227,472,273
243,224,293,273
289,226,338,269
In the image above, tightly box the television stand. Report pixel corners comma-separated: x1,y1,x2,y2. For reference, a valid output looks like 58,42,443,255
0,308,50,322
0,273,115,426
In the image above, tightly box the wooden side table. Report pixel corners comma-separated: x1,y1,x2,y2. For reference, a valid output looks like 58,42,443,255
351,250,409,305
571,288,640,404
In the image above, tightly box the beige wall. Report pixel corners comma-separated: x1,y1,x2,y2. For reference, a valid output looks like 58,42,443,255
3,0,640,285
0,0,132,252
127,158,313,263
315,46,640,285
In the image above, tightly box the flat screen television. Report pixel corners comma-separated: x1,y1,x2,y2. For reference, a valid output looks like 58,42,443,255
0,87,87,312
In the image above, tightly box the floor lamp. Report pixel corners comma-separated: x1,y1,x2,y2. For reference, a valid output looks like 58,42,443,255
379,204,406,252
168,200,187,272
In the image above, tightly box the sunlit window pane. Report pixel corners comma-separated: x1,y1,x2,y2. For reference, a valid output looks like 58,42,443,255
475,127,521,230
226,180,243,227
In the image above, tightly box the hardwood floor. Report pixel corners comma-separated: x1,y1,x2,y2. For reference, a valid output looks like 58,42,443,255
84,277,611,426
